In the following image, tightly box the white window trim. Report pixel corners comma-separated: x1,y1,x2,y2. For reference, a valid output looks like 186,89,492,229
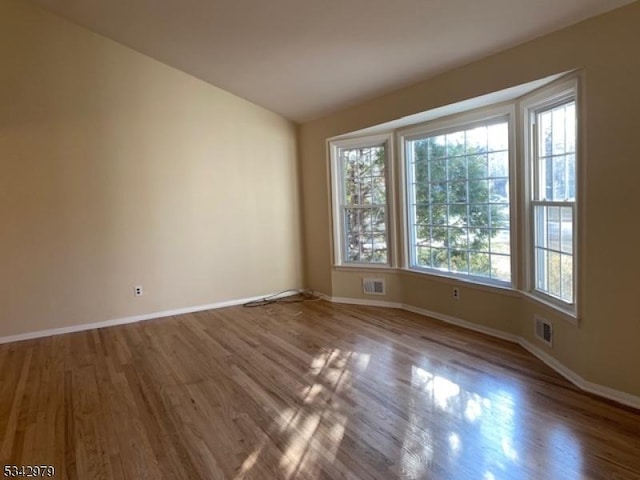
520,76,580,319
397,103,517,288
328,133,396,268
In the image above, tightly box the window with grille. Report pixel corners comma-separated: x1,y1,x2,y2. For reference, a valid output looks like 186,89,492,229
330,136,390,265
531,97,577,306
404,116,511,284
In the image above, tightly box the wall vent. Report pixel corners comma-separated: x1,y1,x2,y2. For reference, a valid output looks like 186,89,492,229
362,278,385,296
534,315,553,346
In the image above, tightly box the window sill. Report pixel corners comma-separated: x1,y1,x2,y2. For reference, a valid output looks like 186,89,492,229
520,291,579,326
333,264,394,273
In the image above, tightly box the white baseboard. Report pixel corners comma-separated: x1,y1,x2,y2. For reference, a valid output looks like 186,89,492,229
0,294,272,345
402,304,519,344
321,294,640,410
330,295,403,309
517,339,640,410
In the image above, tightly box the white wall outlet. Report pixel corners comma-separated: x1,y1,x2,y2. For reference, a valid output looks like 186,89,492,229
452,287,460,300
134,285,143,297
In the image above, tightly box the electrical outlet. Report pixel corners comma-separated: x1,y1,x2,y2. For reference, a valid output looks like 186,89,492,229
452,287,460,300
134,285,143,297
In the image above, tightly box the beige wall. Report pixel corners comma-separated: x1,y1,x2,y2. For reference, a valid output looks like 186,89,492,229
0,0,302,337
300,2,640,396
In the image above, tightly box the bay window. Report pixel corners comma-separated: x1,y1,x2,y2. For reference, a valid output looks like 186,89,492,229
328,74,579,318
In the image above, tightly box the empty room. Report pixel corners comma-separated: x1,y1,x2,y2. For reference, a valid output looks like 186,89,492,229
1,0,639,478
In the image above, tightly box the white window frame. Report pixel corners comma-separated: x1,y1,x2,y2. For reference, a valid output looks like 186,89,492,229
397,104,517,287
329,134,395,267
521,78,580,318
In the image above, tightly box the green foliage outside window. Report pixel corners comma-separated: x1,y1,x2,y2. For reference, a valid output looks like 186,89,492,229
409,122,510,281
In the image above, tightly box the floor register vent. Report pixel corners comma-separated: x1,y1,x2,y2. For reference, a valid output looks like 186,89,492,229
362,278,385,296
534,315,553,346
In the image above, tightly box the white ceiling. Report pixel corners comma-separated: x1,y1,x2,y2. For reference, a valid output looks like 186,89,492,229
30,0,635,122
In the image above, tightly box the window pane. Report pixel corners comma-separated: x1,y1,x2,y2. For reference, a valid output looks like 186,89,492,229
451,250,469,274
489,179,509,202
432,248,448,270
560,207,573,254
468,155,488,179
489,152,509,178
561,254,573,302
449,227,468,249
547,206,560,251
552,106,566,155
414,245,429,267
466,126,488,154
449,157,467,178
342,149,359,173
491,254,511,282
339,142,388,265
429,159,447,182
373,210,387,234
532,98,577,304
491,229,510,255
412,139,428,162
431,226,447,245
414,224,430,245
371,151,385,176
548,251,562,298
360,242,374,262
372,235,387,263
346,235,362,262
537,156,553,201
539,110,553,157
536,102,576,202
468,179,489,204
345,208,364,235
359,182,373,204
469,203,489,227
429,135,446,159
448,181,468,203
448,204,468,225
566,103,576,153
414,204,429,223
470,228,490,252
492,204,510,229
535,248,548,290
407,120,511,283
488,122,509,152
567,154,576,201
447,131,465,156
534,206,548,249
429,182,447,203
413,160,428,183
431,204,447,225
372,177,386,204
470,252,490,277
414,180,428,203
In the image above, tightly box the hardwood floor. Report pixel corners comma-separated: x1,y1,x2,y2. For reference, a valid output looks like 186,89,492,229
1,300,639,479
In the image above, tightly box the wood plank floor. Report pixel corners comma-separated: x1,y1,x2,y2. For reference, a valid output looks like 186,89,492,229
1,300,639,479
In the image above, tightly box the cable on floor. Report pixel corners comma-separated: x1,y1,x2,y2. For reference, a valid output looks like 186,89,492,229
243,289,319,308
